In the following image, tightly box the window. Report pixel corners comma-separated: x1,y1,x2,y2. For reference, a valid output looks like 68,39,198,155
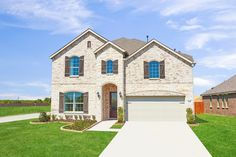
210,96,212,109
149,61,160,78
106,60,113,74
217,96,220,109
87,41,91,48
70,56,80,76
225,95,229,109
64,92,83,112
222,95,225,109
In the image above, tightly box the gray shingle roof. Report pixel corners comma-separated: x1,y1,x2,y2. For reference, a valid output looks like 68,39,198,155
112,37,194,62
202,75,236,96
112,38,146,55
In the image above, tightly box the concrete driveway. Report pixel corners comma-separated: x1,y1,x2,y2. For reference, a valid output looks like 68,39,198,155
100,121,211,157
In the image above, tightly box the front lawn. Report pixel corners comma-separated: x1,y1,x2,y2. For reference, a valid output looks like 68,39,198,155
191,114,236,157
0,120,116,157
0,106,50,117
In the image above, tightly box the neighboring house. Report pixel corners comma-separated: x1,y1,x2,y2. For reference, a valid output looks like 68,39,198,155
50,29,195,121
201,75,236,116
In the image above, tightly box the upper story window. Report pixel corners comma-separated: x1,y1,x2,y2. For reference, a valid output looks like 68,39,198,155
87,41,91,48
64,92,83,112
106,60,113,73
144,60,165,79
149,61,160,78
70,56,80,76
101,60,118,74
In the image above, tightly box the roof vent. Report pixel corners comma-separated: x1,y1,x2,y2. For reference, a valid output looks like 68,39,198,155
146,35,149,42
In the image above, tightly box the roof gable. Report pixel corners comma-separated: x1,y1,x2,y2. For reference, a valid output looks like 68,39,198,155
126,39,195,65
50,28,108,59
94,41,127,57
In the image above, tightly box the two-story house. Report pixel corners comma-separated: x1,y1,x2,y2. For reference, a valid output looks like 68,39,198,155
50,29,195,122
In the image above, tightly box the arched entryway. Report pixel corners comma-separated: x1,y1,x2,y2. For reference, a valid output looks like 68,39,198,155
102,83,117,120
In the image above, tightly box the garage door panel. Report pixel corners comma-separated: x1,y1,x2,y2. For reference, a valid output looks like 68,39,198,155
127,97,186,122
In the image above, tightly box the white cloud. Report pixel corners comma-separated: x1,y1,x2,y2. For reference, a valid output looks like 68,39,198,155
185,32,228,50
0,81,50,93
166,17,203,31
200,52,236,69
194,77,215,87
0,0,93,34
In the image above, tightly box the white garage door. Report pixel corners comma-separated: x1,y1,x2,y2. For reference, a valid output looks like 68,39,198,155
127,96,186,121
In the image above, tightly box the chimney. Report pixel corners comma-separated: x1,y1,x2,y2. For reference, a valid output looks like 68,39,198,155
174,48,176,51
146,35,149,42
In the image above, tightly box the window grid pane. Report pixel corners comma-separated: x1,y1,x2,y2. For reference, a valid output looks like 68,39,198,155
64,92,84,112
106,60,113,73
70,57,80,76
149,61,160,78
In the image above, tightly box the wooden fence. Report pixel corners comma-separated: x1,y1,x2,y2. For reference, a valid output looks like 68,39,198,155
194,102,204,114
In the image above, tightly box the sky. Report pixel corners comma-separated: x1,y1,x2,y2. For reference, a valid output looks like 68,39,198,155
0,0,236,100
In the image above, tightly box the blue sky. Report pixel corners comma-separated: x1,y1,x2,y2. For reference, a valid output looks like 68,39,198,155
0,0,236,100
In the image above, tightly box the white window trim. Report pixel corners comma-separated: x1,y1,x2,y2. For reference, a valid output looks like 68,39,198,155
210,96,212,109
217,96,220,109
64,92,84,113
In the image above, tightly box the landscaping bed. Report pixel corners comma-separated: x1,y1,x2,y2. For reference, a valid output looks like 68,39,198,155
63,120,97,132
191,114,236,157
111,122,125,129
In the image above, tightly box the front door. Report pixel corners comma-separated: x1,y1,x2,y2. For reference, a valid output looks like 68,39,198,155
109,92,117,119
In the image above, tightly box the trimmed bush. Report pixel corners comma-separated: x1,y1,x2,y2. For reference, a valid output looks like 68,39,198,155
39,112,50,122
74,115,78,121
118,107,124,123
186,108,195,124
51,114,56,121
92,115,96,121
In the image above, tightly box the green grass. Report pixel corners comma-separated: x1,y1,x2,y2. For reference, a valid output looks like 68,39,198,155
191,114,236,157
0,120,116,157
111,122,124,129
0,106,50,117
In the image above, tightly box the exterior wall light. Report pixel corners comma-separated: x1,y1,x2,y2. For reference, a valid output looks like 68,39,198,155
97,92,100,98
119,92,122,98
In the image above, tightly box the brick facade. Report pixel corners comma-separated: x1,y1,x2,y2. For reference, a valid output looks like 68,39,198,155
51,30,194,121
203,93,236,116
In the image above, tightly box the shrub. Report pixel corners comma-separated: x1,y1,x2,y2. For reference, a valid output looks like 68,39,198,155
51,114,56,121
39,112,50,122
186,108,195,124
79,115,83,120
65,115,73,121
74,115,78,121
118,107,124,123
83,115,90,120
92,115,96,121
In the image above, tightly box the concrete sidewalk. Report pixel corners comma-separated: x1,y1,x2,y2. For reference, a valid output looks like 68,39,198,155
88,120,119,132
0,113,40,123
100,121,211,157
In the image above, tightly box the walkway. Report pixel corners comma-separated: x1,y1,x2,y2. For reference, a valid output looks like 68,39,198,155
0,113,39,123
